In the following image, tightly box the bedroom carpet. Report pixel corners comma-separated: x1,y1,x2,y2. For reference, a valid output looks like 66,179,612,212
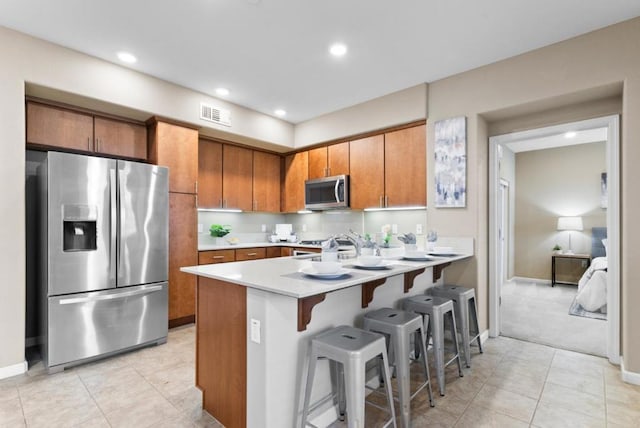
501,279,607,357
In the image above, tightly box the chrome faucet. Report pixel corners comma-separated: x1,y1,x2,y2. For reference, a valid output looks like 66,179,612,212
336,232,361,257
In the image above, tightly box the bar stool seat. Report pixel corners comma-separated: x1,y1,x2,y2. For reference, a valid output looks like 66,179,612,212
428,284,483,368
363,308,435,428
403,295,464,396
301,325,397,428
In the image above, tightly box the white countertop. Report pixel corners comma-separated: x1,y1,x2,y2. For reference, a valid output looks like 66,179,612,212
181,253,472,298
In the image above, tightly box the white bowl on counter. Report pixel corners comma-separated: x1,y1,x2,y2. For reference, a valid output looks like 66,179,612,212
311,261,342,274
357,255,383,267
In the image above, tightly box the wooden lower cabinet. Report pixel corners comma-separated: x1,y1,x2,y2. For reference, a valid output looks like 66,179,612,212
198,249,235,264
235,247,266,261
169,193,198,327
197,278,246,428
266,247,281,258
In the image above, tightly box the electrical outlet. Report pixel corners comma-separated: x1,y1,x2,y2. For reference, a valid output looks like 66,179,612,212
261,224,266,232
198,223,203,233
302,224,307,232
392,224,398,234
251,319,261,344
416,224,423,234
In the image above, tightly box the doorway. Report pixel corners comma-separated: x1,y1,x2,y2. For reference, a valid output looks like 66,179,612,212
489,115,620,363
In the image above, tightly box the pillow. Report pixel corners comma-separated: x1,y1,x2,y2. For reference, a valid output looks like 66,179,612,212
602,238,608,256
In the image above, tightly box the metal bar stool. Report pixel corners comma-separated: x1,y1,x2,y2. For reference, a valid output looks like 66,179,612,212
403,295,464,396
428,284,483,368
363,308,435,428
301,325,397,428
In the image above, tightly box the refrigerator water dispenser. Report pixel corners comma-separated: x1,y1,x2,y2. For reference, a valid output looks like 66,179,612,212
62,204,97,251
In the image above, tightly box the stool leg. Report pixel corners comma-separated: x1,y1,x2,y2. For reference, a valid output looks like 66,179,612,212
470,297,484,353
417,326,435,407
431,310,446,396
332,360,346,421
344,358,366,428
301,348,318,427
448,311,464,378
380,346,398,428
394,329,411,428
457,299,471,368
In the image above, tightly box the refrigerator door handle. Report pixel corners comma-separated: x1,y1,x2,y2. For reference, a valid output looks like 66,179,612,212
117,168,125,284
58,285,164,305
109,169,117,284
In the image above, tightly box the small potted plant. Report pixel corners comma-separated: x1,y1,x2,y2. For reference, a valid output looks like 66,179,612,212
552,244,562,255
210,224,231,245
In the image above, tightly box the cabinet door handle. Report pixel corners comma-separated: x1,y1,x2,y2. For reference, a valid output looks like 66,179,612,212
327,167,331,176
212,255,225,259
195,181,198,194
87,137,91,151
247,252,257,256
385,195,388,207
379,196,384,208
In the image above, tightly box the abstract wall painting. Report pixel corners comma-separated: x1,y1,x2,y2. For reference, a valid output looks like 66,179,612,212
434,116,467,208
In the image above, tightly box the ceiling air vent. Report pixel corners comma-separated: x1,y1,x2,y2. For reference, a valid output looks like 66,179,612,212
200,103,231,127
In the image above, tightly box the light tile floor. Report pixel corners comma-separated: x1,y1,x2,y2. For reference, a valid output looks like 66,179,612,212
2,325,639,427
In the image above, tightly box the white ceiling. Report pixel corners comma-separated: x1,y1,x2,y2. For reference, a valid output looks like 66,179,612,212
1,0,639,124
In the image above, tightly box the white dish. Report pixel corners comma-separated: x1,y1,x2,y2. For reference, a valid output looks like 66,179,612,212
428,252,458,257
301,267,350,279
311,261,342,274
402,256,435,262
357,255,383,266
352,261,392,270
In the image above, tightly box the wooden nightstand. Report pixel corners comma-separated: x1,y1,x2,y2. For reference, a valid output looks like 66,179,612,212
551,253,591,287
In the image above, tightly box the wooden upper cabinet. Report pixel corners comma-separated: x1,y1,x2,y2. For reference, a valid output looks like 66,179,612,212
26,102,93,151
148,120,198,194
308,147,328,180
283,151,308,212
384,124,426,207
328,142,349,177
253,151,281,212
349,135,384,210
198,139,223,208
307,142,349,179
94,117,147,160
223,145,253,211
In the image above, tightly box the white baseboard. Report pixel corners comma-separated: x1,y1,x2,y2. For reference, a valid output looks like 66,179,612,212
480,329,490,344
0,360,27,380
511,276,552,285
621,357,640,385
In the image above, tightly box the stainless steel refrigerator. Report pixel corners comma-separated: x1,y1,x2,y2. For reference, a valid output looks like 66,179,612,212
32,151,169,372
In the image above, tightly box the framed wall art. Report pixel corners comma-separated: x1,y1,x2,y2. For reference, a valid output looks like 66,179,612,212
434,116,467,208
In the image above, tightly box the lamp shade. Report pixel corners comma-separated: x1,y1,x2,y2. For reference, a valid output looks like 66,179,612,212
557,216,583,231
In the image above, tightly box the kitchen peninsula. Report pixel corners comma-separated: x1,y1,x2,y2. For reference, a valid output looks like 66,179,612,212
181,240,473,428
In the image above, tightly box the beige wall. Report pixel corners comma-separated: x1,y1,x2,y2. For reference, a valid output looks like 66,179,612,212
294,83,428,147
514,142,607,280
427,17,640,372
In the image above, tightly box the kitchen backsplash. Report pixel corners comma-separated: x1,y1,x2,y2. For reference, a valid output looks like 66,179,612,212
197,209,429,246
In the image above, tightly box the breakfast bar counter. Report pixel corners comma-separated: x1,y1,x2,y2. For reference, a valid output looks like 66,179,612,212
181,243,473,428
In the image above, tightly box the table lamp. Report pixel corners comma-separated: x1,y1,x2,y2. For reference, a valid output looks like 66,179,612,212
557,216,583,254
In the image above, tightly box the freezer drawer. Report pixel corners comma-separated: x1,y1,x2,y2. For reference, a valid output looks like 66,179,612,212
47,282,168,369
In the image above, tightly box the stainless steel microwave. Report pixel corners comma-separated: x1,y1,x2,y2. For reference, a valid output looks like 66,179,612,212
304,175,349,210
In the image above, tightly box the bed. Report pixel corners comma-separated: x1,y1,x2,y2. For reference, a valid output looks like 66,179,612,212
575,227,608,313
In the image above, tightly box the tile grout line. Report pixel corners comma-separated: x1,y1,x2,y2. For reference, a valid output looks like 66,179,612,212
528,348,556,427
15,382,28,427
76,371,114,428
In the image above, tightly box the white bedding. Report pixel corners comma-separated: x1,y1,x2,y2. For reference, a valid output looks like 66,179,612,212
576,256,607,312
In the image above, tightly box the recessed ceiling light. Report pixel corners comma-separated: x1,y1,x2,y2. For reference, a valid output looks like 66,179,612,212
564,131,577,138
274,109,286,117
329,43,348,57
116,51,137,64
216,88,230,96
